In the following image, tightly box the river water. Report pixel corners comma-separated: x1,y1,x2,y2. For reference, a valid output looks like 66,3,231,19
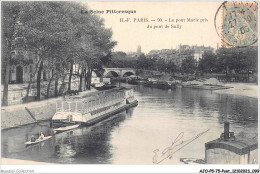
1,83,258,164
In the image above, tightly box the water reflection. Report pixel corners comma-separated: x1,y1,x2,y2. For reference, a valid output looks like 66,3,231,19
1,84,258,164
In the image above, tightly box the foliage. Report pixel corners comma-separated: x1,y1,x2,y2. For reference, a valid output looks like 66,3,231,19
198,51,217,73
199,47,258,74
2,1,116,104
107,46,257,77
181,56,196,74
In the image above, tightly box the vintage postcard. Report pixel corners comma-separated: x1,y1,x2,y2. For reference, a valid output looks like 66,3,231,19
1,1,259,173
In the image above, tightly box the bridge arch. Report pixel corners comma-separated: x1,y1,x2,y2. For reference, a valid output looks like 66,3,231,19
105,71,119,77
123,71,135,77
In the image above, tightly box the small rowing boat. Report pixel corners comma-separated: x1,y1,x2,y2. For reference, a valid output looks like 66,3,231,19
53,124,80,134
25,136,52,145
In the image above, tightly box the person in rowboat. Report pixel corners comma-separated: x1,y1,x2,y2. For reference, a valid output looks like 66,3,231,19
39,132,45,140
30,135,36,142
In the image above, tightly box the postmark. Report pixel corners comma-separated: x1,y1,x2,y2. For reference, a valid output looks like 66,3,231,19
215,1,258,47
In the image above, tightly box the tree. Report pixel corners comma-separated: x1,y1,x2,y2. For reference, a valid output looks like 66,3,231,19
165,60,176,73
2,2,21,106
198,51,217,73
83,20,116,90
216,47,257,74
181,56,196,74
2,1,117,104
137,54,148,70
61,3,116,91
18,2,75,100
45,50,70,98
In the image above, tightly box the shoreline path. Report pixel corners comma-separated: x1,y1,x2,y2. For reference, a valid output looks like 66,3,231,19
215,83,258,99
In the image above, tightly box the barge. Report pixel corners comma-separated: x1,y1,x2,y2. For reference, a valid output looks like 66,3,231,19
128,78,148,85
52,87,138,126
93,82,117,91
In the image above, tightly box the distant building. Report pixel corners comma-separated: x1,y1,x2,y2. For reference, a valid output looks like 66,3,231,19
147,44,214,67
9,21,37,83
137,45,142,57
147,49,179,64
127,45,143,58
192,45,214,61
9,49,39,83
8,21,49,84
177,44,191,51
147,47,187,67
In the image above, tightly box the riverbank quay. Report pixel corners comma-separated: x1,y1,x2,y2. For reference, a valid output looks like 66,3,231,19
214,83,258,99
129,76,256,95
1,80,80,106
1,87,137,130
128,77,230,90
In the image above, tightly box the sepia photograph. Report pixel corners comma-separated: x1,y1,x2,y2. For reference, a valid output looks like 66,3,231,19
1,0,259,173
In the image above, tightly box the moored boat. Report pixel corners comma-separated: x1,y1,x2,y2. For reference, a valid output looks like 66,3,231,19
144,79,158,87
53,124,80,134
94,83,117,90
205,122,258,164
52,87,138,126
128,77,148,85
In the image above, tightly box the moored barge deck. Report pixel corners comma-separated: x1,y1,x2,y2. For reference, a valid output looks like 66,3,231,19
52,87,138,127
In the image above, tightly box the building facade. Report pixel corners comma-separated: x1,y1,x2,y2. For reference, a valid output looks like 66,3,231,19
147,44,215,67
8,21,48,84
192,45,214,61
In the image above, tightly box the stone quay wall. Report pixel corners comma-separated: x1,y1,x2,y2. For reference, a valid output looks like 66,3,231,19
1,97,59,130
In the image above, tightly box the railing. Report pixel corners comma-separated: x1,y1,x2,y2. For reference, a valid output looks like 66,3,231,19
56,91,126,114
56,101,83,113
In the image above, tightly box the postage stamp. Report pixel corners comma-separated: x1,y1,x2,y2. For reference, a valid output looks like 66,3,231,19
215,1,258,47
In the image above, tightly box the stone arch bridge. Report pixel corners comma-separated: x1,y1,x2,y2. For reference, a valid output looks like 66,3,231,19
103,68,136,77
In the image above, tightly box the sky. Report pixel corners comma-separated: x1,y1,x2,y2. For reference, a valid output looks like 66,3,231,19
82,1,223,53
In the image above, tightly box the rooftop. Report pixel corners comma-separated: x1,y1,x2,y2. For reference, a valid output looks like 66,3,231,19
205,135,258,155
